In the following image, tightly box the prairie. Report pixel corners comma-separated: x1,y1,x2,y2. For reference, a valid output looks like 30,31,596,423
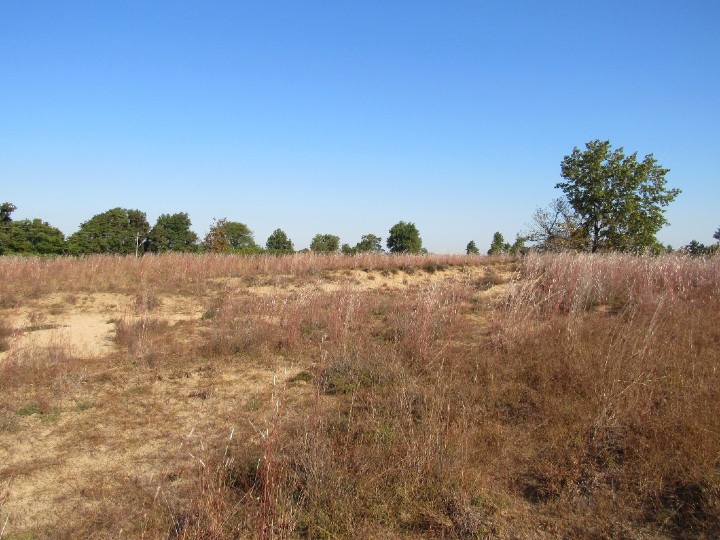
0,253,718,539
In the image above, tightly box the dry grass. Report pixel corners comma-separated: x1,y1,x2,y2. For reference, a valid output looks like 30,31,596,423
0,252,505,298
0,252,718,538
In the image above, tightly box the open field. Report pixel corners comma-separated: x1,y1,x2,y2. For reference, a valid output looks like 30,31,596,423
0,253,718,539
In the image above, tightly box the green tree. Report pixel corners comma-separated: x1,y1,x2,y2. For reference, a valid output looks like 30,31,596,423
487,232,508,255
3,219,66,255
148,213,198,253
204,219,261,253
0,203,15,254
354,234,383,253
682,240,708,256
466,240,479,255
340,243,354,255
714,226,720,243
557,140,681,253
265,229,294,254
386,221,422,253
509,235,528,256
67,208,150,255
310,234,340,253
0,202,16,224
0,203,66,255
224,221,261,253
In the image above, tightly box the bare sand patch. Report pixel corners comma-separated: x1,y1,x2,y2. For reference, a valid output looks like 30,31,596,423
1,292,208,362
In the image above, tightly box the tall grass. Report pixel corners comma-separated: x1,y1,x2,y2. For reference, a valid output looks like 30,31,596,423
0,252,500,299
492,253,720,535
2,252,717,538
219,253,719,537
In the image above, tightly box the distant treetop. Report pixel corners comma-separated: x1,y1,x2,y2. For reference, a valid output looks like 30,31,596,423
387,221,422,254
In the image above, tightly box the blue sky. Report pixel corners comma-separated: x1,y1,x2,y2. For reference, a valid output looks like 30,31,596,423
1,1,718,252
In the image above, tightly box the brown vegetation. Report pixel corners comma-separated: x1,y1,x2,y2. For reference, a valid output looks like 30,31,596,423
0,252,717,538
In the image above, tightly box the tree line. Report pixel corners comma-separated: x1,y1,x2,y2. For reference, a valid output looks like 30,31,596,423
2,140,716,257
0,203,427,257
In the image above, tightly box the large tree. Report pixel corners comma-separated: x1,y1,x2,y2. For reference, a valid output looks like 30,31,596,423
310,234,340,253
355,234,383,253
224,221,261,252
3,219,66,255
556,140,680,253
68,208,150,255
203,219,261,253
265,229,294,254
386,221,422,254
148,213,199,253
0,203,66,255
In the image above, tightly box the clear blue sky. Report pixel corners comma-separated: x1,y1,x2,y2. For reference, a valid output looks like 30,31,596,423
1,1,718,252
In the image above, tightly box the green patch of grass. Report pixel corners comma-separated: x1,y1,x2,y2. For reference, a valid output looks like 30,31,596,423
16,403,44,417
75,401,94,412
288,370,314,385
25,323,60,332
15,402,61,421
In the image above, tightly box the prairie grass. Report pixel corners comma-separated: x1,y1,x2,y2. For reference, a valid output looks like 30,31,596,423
0,252,503,298
0,319,13,352
0,252,717,538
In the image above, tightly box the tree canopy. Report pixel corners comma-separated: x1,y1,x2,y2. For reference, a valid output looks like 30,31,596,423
148,213,199,253
3,219,66,255
67,208,150,255
310,234,340,253
265,229,294,254
0,203,67,256
355,234,383,253
1,202,16,224
508,235,528,256
466,240,479,255
387,221,422,254
341,234,383,255
223,221,261,253
203,219,261,253
487,232,509,255
556,140,680,253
